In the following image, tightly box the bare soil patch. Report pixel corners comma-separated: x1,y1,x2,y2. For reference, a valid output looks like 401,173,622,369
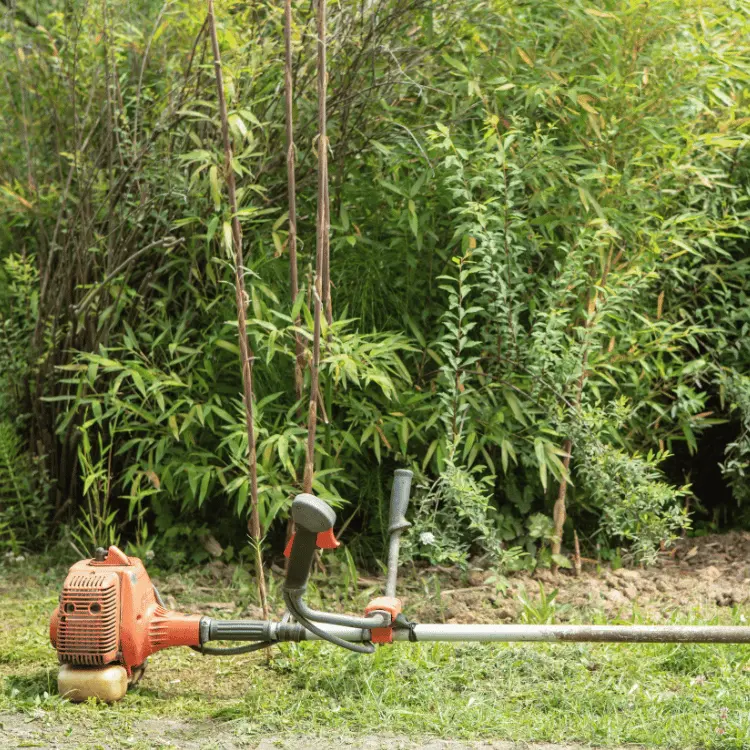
0,711,637,750
400,531,750,625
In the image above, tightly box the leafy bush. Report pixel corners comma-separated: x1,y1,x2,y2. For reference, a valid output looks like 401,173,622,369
0,253,52,551
568,402,690,565
1,0,749,565
720,373,750,507
0,421,50,552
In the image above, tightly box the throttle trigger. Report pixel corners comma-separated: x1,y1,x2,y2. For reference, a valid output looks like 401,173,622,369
283,529,340,558
316,528,339,549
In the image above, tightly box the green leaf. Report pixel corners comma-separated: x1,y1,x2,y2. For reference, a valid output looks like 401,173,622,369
130,370,147,398
215,339,240,356
198,471,211,507
209,165,221,210
222,221,233,255
551,554,572,569
534,438,548,491
504,391,527,425
442,53,468,73
206,215,219,243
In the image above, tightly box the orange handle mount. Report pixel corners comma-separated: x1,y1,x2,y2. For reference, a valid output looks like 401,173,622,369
364,596,402,644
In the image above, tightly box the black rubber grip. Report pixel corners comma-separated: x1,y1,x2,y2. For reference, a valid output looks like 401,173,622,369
284,527,318,590
208,620,271,641
284,494,336,592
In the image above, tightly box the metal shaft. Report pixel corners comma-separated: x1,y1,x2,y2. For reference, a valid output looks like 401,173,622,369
299,623,750,644
385,532,402,599
204,619,750,645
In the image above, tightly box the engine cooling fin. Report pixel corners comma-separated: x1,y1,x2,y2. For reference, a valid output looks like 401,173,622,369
56,571,120,666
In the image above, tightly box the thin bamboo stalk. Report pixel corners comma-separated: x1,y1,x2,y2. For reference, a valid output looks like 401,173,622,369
283,0,304,557
302,0,329,496
319,0,331,329
207,0,268,618
284,0,305,405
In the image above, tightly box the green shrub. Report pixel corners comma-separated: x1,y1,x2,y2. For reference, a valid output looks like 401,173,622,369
1,0,748,565
0,421,50,552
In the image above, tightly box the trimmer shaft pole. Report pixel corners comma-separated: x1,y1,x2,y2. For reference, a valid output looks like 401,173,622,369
298,623,750,644
385,535,402,599
396,624,750,643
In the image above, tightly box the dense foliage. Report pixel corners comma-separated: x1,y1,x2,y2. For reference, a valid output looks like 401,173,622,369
1,0,748,568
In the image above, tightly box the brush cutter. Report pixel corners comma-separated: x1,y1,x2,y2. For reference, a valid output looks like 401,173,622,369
50,469,750,702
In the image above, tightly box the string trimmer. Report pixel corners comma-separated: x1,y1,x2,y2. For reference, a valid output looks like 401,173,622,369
50,469,750,702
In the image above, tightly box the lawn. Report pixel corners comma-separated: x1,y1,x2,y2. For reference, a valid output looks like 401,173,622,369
2,556,750,749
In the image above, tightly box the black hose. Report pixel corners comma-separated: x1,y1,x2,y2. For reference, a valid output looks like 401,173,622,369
283,591,375,654
190,642,273,656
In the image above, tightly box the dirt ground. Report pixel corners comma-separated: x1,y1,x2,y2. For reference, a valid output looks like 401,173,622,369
0,713,637,750
400,531,750,625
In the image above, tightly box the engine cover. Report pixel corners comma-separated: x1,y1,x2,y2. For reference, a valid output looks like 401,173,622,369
55,568,120,666
50,546,203,674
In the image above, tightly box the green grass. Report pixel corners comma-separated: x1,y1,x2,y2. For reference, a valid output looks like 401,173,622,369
2,560,750,748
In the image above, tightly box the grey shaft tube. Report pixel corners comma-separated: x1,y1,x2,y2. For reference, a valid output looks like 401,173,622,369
391,624,750,643
299,622,750,644
200,620,750,645
385,469,413,598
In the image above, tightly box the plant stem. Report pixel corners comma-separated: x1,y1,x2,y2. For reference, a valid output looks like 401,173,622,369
207,0,268,618
283,0,304,557
573,529,582,577
303,0,328,495
284,0,304,408
552,248,614,572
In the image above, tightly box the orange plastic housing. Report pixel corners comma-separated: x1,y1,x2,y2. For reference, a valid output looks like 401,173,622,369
364,596,402,644
50,546,202,674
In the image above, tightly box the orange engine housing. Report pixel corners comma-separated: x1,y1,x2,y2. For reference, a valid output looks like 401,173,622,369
50,546,203,674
